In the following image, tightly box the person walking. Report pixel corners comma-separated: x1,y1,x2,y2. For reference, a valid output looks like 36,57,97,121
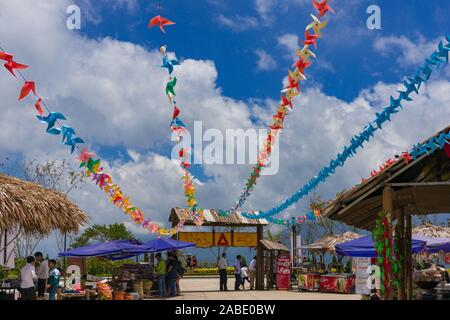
173,252,185,296
155,253,166,297
249,256,257,290
166,254,178,297
240,265,250,290
34,252,49,299
47,259,60,301
233,255,242,291
20,256,37,300
218,253,228,291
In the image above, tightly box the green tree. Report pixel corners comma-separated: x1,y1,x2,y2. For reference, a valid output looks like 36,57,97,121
71,223,134,248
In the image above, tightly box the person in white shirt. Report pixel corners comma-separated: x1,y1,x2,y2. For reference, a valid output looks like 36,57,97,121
20,256,37,300
240,266,250,290
218,253,228,291
249,256,257,290
34,251,49,299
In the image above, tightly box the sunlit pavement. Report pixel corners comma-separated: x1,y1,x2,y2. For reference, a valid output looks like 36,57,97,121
150,277,362,300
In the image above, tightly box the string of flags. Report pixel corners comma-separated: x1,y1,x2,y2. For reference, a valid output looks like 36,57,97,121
0,45,184,236
230,0,335,213
240,35,450,220
149,1,205,226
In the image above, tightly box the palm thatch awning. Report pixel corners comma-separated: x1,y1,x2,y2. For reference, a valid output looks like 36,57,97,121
260,239,289,251
412,224,450,238
302,231,361,254
0,173,88,235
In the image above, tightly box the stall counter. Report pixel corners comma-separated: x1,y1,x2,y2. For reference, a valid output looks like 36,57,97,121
319,273,355,294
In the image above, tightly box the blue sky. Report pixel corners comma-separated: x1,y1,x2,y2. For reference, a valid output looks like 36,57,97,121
0,0,449,259
76,0,450,101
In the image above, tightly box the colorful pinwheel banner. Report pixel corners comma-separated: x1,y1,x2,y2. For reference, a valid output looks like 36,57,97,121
229,1,335,213
149,0,205,226
0,44,184,237
240,36,450,221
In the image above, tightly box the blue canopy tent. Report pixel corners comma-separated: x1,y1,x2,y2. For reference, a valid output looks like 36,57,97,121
335,235,427,257
58,240,148,261
122,237,196,255
413,235,450,253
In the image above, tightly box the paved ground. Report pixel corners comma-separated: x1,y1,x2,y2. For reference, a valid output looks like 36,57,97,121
151,277,361,300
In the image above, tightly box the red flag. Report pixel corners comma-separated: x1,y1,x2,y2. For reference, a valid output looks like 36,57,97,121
34,98,44,116
18,81,36,100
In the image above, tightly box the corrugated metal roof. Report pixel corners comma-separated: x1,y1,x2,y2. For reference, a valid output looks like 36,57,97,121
259,240,289,251
170,208,268,226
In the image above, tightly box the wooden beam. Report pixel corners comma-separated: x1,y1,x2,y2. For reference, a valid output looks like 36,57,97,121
256,225,264,290
388,181,450,187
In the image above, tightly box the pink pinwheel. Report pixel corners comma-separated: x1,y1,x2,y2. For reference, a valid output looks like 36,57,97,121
77,148,96,166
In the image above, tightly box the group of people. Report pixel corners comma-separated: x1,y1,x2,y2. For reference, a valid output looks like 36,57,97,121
19,252,61,300
218,253,256,291
155,252,185,298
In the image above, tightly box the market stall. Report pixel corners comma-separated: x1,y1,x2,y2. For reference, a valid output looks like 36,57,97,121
59,237,195,300
297,232,360,293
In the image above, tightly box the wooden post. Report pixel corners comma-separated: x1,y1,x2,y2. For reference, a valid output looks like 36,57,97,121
396,207,405,300
382,186,394,300
256,225,264,290
405,209,413,300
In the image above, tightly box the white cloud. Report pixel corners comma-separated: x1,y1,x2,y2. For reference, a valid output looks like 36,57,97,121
277,33,299,62
373,35,441,67
216,14,259,32
255,49,278,71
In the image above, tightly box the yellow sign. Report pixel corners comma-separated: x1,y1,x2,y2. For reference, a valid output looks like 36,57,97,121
178,232,258,248
233,232,258,247
178,232,213,248
215,232,232,247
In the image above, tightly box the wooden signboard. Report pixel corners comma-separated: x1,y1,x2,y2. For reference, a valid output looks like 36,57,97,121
178,232,258,248
178,232,213,248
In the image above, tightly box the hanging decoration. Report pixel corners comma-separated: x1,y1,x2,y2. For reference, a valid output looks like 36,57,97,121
240,35,450,221
230,0,335,213
149,1,205,225
372,211,394,298
266,208,322,228
0,45,184,236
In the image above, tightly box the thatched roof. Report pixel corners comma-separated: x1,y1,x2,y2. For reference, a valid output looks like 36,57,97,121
0,173,88,235
412,224,450,238
260,239,289,251
170,208,268,227
302,231,361,254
